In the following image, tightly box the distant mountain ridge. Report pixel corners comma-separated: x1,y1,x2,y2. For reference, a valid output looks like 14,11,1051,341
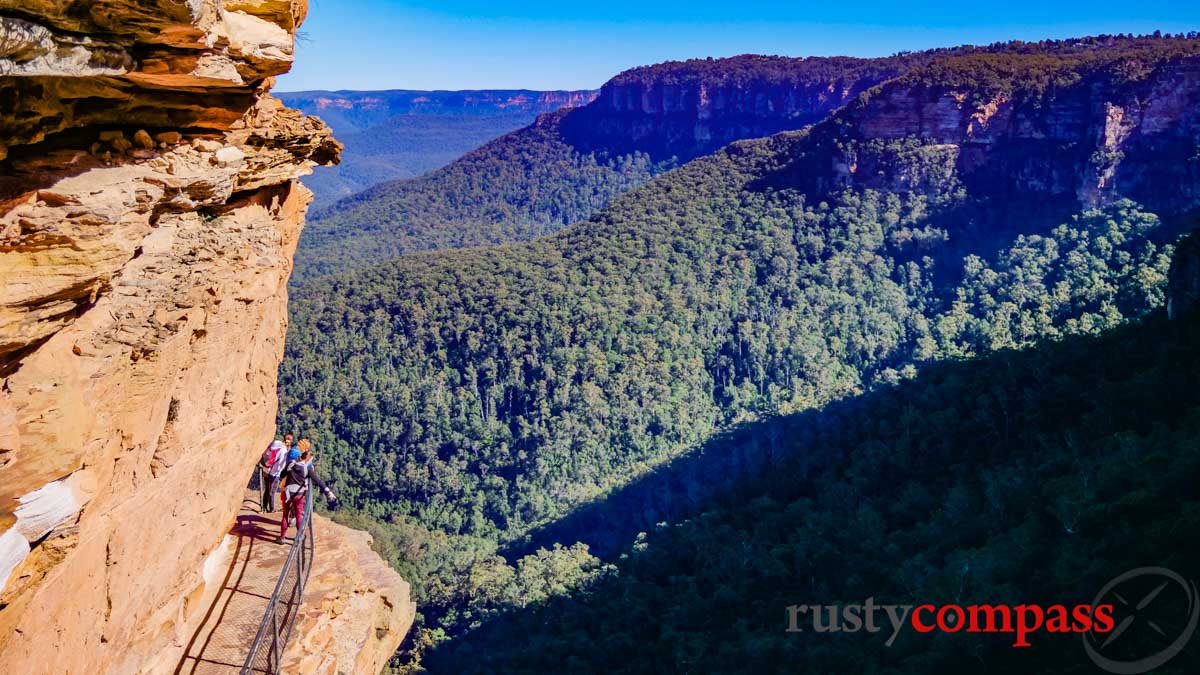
295,53,931,279
278,89,598,132
277,89,597,208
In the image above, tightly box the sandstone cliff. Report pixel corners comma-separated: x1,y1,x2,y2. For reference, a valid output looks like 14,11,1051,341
770,50,1200,220
559,54,921,162
0,1,411,672
284,515,416,675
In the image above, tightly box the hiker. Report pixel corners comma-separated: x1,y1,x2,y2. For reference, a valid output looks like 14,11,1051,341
258,432,293,513
278,435,299,507
278,439,336,544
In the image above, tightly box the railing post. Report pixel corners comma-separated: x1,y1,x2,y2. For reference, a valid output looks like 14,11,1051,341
270,605,279,672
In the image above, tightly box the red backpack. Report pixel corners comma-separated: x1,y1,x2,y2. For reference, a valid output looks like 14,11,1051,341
261,441,285,467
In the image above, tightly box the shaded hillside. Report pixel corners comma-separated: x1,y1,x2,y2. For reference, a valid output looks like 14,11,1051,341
426,310,1200,674
278,89,596,207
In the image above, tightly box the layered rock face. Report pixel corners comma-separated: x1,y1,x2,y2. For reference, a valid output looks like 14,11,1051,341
0,1,409,672
560,55,916,162
0,0,301,158
787,55,1200,218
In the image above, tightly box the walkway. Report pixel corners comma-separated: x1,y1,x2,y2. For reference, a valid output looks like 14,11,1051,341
175,490,290,674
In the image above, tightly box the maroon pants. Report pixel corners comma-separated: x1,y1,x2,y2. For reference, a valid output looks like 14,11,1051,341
280,493,306,539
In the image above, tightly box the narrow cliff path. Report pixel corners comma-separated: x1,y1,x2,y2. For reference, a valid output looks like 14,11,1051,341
175,491,290,675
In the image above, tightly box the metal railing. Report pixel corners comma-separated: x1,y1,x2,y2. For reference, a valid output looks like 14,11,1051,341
241,480,315,674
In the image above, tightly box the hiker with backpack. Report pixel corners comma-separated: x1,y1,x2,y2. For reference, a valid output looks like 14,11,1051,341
278,439,336,544
258,432,293,513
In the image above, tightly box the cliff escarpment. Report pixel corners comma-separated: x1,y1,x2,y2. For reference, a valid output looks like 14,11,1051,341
281,37,1200,670
0,1,411,672
766,45,1200,221
558,54,921,162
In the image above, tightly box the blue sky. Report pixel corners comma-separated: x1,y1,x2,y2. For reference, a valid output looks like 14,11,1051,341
278,1,1200,92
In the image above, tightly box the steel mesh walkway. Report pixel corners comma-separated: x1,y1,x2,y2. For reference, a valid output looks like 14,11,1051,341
241,480,314,674
175,483,313,675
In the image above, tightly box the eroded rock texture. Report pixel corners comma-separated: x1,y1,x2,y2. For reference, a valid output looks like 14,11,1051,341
285,515,417,675
0,2,409,672
0,0,302,158
773,56,1200,216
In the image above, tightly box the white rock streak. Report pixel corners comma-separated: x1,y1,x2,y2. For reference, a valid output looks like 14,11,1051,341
14,474,85,542
0,526,30,594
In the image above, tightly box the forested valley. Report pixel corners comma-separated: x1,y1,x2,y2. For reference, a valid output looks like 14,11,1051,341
278,34,1200,671
425,305,1200,674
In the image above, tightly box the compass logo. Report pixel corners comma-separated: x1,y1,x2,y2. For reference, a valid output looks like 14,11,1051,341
1083,567,1199,674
